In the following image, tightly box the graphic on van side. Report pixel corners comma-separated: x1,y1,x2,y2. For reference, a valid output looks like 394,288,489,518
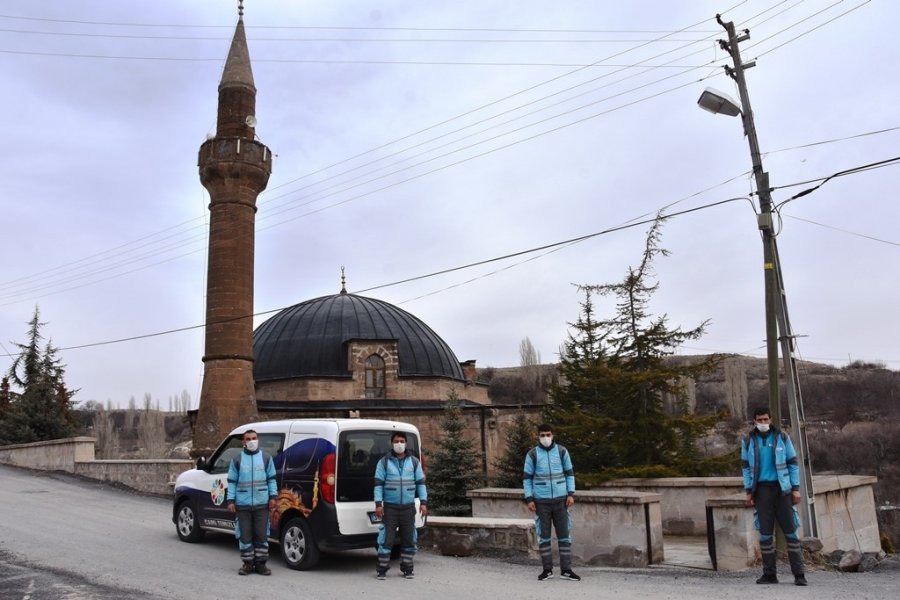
270,437,336,529
211,478,226,506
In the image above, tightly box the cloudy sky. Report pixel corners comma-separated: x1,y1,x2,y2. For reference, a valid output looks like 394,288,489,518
1,0,897,408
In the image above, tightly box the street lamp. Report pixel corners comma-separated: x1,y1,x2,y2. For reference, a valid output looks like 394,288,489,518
697,87,742,117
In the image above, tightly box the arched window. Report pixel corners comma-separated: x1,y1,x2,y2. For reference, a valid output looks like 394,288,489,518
365,354,385,399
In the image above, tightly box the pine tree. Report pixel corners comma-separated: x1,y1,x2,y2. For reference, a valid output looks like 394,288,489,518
546,216,732,482
492,412,536,488
427,391,481,515
0,307,77,444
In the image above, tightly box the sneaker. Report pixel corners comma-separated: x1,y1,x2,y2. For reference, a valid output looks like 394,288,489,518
238,562,254,576
794,574,808,586
376,569,387,580
403,570,415,579
756,574,779,584
560,570,581,581
255,563,271,576
538,569,553,581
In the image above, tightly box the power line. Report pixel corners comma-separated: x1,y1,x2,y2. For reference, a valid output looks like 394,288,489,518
765,125,900,155
12,195,750,355
0,1,853,302
0,26,735,299
785,215,900,248
0,13,720,34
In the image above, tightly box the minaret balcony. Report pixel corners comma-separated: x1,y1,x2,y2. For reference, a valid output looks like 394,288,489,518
198,137,272,174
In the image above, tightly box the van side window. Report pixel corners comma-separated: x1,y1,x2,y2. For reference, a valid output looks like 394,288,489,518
208,433,285,474
209,437,243,474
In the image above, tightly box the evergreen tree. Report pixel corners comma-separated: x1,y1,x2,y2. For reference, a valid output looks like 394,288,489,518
546,216,733,482
492,412,536,488
427,391,481,515
0,307,77,444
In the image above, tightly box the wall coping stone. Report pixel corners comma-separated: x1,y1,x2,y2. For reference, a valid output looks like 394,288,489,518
468,487,661,505
0,436,95,450
706,495,749,508
428,516,534,528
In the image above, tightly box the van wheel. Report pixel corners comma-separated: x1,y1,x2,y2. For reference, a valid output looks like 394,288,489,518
175,500,205,543
280,516,319,570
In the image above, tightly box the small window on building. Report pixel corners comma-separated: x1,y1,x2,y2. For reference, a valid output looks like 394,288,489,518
365,354,385,399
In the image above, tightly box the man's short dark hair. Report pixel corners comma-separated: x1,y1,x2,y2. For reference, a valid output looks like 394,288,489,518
391,432,407,443
242,429,258,439
537,423,553,434
752,407,771,419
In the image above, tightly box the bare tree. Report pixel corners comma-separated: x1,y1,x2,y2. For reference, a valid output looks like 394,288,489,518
519,336,542,388
138,396,167,458
93,409,120,459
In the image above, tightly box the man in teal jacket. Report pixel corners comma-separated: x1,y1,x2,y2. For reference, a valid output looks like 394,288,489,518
227,430,277,576
524,423,580,582
742,407,807,586
373,431,427,580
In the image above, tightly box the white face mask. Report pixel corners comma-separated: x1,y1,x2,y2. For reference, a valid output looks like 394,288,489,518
245,440,259,452
539,436,553,448
756,423,770,433
393,442,406,454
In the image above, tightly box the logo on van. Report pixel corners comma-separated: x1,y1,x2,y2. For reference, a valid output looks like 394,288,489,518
211,478,226,506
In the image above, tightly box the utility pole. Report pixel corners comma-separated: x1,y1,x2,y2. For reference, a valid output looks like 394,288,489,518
716,14,817,536
716,15,780,421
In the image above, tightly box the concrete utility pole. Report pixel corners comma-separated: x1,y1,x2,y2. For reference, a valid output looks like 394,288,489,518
715,15,817,536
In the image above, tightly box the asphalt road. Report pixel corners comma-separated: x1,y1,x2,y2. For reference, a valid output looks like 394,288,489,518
1,464,898,600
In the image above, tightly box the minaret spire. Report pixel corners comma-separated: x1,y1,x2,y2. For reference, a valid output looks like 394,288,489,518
192,6,272,458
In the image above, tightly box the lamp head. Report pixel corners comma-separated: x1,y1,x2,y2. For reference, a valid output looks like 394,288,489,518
697,87,742,117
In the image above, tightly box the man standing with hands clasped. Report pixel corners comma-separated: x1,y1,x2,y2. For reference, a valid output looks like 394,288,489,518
524,424,580,582
373,431,427,580
227,430,278,576
742,407,808,586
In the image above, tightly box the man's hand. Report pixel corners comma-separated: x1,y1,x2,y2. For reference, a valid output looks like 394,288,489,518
526,501,536,513
419,504,428,518
745,493,754,507
375,506,384,519
565,495,575,508
227,502,236,514
791,490,802,505
268,498,276,511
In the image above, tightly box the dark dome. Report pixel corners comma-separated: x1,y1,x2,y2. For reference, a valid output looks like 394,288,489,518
253,292,465,382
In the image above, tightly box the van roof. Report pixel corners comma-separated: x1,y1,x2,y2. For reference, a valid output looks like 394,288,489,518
228,418,419,436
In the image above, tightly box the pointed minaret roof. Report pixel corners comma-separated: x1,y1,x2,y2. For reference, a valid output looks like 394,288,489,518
220,15,255,92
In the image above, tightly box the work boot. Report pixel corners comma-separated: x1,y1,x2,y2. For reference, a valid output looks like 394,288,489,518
794,574,808,586
756,573,778,584
255,562,272,576
238,562,254,576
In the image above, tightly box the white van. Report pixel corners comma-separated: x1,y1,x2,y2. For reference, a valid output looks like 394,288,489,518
172,418,424,570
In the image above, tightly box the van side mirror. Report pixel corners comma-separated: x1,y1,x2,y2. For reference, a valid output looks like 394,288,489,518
196,457,207,470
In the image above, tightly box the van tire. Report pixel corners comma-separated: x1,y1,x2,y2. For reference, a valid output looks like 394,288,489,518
175,500,205,543
280,516,319,570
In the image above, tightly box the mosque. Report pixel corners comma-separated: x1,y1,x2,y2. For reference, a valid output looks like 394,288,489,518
189,4,523,474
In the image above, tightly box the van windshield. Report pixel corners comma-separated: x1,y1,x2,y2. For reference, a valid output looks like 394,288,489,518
336,430,420,503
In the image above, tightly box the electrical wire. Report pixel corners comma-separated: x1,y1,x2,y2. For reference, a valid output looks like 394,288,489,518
22,195,751,354
0,0,880,304
784,215,900,248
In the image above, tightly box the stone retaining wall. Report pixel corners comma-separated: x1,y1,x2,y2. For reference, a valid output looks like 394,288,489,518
468,487,664,567
0,437,191,496
423,517,538,559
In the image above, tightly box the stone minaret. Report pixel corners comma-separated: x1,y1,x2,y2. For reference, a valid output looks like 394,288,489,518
192,5,272,457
